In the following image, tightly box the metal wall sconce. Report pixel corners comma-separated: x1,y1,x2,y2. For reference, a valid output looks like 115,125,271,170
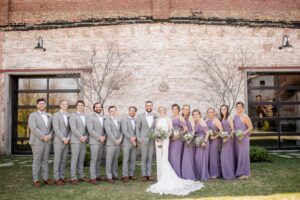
278,35,293,50
34,37,46,51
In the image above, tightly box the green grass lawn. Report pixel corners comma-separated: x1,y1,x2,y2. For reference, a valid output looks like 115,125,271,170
0,155,299,200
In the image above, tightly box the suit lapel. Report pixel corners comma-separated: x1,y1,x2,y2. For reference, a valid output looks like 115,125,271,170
94,113,103,129
127,117,134,131
37,112,47,128
143,113,150,128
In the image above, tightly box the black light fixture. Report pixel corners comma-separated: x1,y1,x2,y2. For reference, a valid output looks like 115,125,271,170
34,37,46,51
278,35,293,50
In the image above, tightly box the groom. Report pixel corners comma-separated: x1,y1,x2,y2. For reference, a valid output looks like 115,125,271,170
136,101,156,181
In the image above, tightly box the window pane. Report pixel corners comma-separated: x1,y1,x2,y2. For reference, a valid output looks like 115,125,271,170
252,119,278,133
248,104,278,118
248,89,277,104
17,124,29,138
280,136,300,148
15,139,31,152
49,78,79,90
17,109,36,122
279,105,300,118
278,75,300,87
19,78,47,90
279,89,300,102
280,120,300,133
48,93,81,105
250,137,279,148
248,74,275,87
18,93,47,106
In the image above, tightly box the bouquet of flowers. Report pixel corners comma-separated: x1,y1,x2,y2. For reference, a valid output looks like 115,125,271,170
219,131,230,139
149,128,168,148
182,132,194,144
234,130,245,140
193,135,206,147
170,128,183,140
207,129,217,137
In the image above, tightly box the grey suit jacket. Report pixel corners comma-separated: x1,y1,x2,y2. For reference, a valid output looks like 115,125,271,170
52,111,70,144
28,111,53,145
136,112,156,144
87,113,105,145
121,116,136,147
69,112,87,144
104,117,123,146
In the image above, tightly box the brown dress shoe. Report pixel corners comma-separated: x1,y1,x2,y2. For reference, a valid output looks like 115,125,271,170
147,176,155,181
60,178,69,183
129,176,137,180
90,179,97,185
112,177,119,180
33,180,40,187
54,180,64,186
96,176,105,181
123,177,129,183
106,179,114,184
44,179,53,185
142,176,148,182
78,177,90,182
70,179,79,185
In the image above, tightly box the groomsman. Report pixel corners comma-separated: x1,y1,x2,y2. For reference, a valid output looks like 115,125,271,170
69,100,89,185
87,102,106,185
104,106,123,184
52,100,70,185
136,101,156,181
121,106,138,183
28,98,53,187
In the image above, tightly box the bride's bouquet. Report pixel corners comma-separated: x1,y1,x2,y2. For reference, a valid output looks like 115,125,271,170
170,128,183,140
193,135,206,148
149,128,168,148
234,129,245,141
182,132,194,145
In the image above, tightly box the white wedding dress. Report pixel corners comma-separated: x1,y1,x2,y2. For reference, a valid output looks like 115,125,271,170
147,117,204,196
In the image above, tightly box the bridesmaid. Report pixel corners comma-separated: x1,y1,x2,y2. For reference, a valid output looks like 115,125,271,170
168,104,187,178
206,108,223,179
220,105,236,180
181,104,197,180
193,109,210,181
233,102,253,180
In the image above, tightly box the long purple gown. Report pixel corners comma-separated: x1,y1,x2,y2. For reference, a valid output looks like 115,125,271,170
207,119,221,178
194,123,210,181
233,115,250,177
220,119,236,180
168,117,186,177
181,118,197,180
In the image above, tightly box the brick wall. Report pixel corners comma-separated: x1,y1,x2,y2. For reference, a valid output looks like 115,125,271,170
0,31,4,154
1,0,299,26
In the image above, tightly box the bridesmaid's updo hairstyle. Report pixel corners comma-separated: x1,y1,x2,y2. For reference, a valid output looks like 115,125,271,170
235,101,245,108
220,104,230,120
182,104,191,117
192,109,201,117
207,107,215,113
171,103,181,112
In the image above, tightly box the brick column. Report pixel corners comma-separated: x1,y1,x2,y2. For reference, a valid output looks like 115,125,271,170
0,0,9,26
152,0,170,20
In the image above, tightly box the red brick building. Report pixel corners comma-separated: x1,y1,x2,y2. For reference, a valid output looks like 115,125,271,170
0,0,300,154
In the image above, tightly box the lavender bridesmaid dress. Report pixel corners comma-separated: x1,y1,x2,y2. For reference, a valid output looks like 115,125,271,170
181,119,197,180
207,119,221,178
233,115,250,177
194,123,210,181
220,119,236,180
168,117,186,177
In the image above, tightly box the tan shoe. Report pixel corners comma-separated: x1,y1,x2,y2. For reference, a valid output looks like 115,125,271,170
54,180,64,186
106,179,114,184
60,178,69,183
78,177,90,182
33,180,40,188
142,176,148,182
70,179,79,185
147,176,155,181
96,176,105,181
43,179,53,185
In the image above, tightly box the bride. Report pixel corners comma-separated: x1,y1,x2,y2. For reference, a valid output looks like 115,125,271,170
147,106,204,196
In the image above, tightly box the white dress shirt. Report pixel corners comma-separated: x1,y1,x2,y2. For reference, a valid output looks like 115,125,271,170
96,113,104,127
129,116,136,130
61,110,68,126
146,112,154,127
77,112,86,127
111,117,118,128
39,111,48,127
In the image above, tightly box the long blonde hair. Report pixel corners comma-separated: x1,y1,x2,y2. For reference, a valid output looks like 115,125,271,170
182,104,195,132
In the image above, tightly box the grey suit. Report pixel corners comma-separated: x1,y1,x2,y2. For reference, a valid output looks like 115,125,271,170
104,117,123,179
69,112,88,180
136,112,156,177
52,111,70,181
87,113,106,180
28,111,53,182
121,116,137,177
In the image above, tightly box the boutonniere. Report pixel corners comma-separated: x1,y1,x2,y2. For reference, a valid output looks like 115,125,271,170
46,113,52,118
